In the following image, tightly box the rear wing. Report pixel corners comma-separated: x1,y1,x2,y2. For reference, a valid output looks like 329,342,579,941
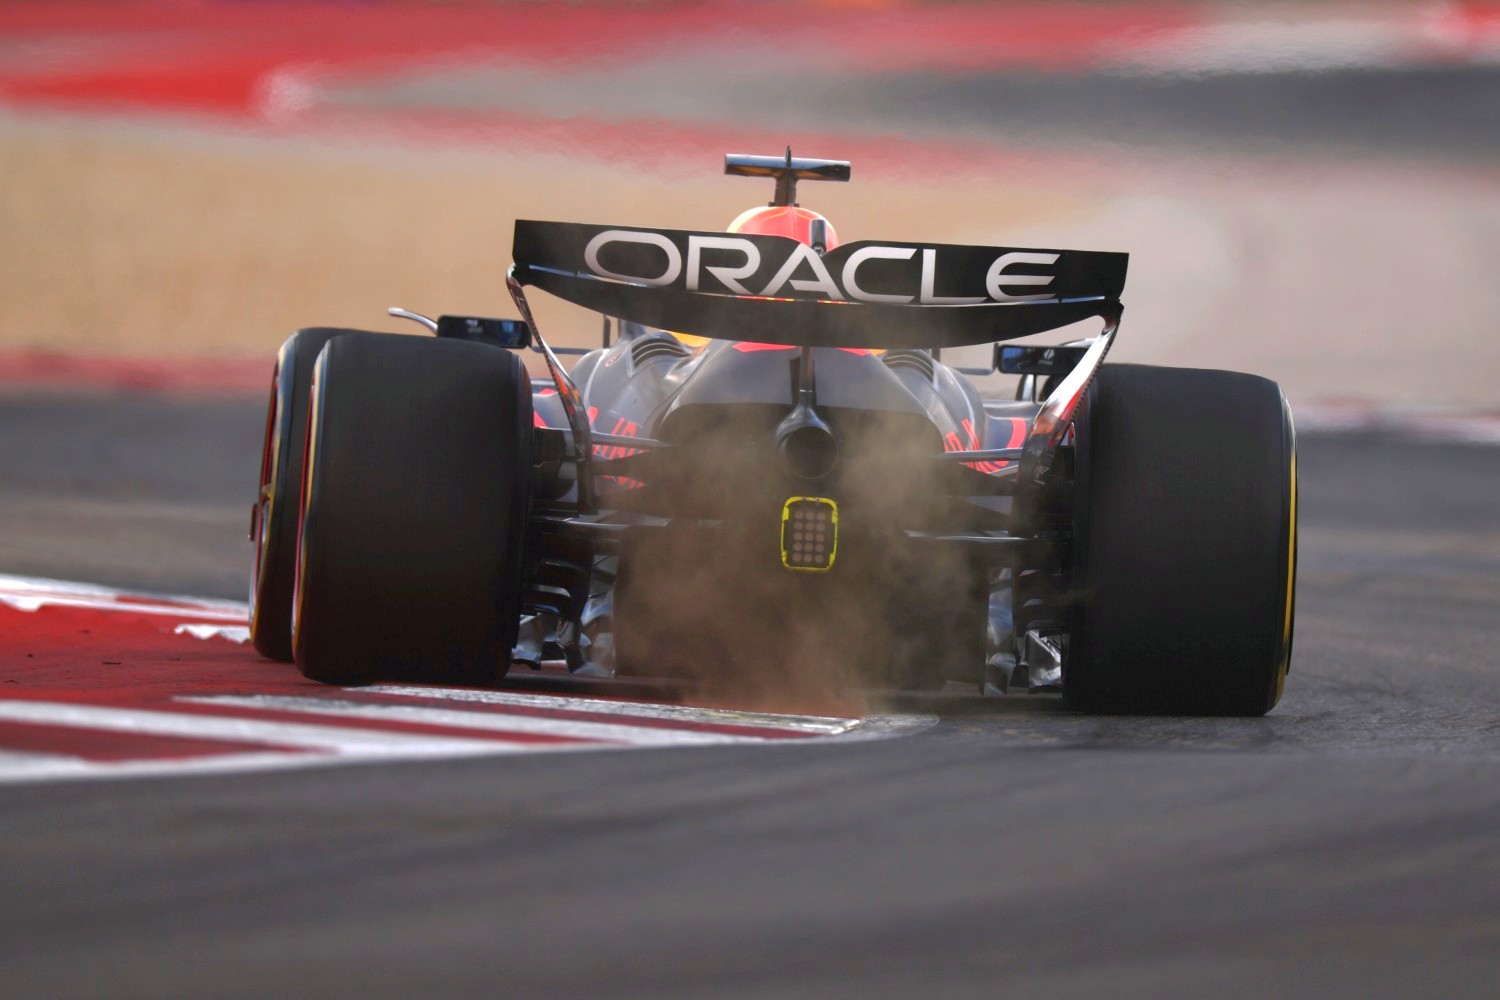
511,221,1126,350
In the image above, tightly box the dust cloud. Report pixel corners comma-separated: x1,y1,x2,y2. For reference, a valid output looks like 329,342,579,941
609,392,990,717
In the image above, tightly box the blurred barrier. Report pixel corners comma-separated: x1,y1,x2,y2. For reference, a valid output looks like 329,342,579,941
2,2,1497,134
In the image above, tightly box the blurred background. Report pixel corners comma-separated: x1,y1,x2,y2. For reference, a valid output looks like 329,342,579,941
1,0,1497,414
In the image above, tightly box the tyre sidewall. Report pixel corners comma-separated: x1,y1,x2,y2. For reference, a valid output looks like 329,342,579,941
1066,364,1296,715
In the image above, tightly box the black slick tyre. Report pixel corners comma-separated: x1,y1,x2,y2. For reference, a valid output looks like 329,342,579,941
292,333,533,686
249,328,366,662
1065,364,1297,716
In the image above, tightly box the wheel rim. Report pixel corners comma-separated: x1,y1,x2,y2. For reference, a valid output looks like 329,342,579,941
249,362,282,632
1273,420,1299,704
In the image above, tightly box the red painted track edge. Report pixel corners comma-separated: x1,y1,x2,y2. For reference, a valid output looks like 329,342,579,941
0,351,269,396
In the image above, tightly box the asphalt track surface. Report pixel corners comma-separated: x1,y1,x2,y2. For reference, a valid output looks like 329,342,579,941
1,390,1498,997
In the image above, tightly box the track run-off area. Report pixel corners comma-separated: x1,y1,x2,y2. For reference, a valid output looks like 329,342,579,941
0,575,925,784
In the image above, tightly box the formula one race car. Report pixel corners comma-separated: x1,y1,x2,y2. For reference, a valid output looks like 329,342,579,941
248,151,1297,715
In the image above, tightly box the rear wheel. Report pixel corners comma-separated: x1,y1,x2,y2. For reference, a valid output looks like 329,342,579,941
292,333,534,686
1065,364,1297,716
249,328,367,662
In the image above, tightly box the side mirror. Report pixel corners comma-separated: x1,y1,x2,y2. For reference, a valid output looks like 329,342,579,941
995,344,1087,376
436,315,531,349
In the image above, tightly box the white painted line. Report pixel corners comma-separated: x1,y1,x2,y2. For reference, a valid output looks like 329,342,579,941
0,701,527,756
183,695,782,747
1117,21,1414,75
0,574,156,600
0,747,609,785
364,684,862,735
0,750,315,783
0,701,637,785
0,573,249,612
0,573,249,621
173,623,251,643
0,592,248,620
0,575,935,784
0,748,81,771
1109,12,1500,76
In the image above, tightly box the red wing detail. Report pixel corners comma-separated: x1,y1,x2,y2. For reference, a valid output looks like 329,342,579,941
732,342,798,353
589,413,645,489
960,415,1028,474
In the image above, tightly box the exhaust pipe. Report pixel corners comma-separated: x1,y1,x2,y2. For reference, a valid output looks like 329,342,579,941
778,414,838,480
776,346,839,481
